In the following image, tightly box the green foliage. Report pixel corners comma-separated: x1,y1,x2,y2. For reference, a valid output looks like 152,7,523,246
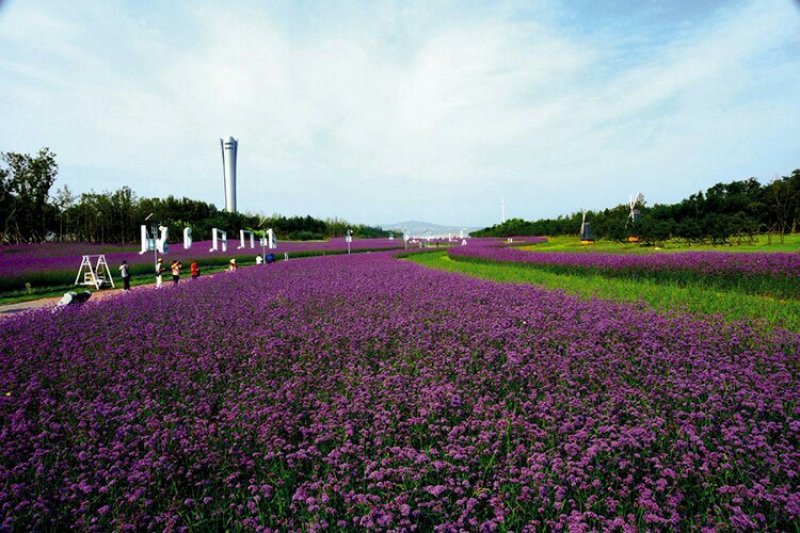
471,215,580,238
0,149,398,244
1,147,59,243
287,230,324,241
474,170,800,245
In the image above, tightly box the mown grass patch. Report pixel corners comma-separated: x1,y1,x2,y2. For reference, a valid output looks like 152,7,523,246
406,251,800,332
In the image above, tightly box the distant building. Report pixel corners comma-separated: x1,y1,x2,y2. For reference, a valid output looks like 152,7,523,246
221,137,238,212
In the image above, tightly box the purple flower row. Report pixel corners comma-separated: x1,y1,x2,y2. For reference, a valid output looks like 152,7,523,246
0,238,404,280
1,251,798,530
450,239,800,278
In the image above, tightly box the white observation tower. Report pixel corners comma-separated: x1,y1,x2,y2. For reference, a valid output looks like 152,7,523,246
220,136,238,212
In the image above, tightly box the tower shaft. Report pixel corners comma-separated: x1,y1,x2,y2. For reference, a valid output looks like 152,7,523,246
221,137,238,212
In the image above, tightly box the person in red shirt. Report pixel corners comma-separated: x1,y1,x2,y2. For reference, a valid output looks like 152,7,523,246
190,259,199,279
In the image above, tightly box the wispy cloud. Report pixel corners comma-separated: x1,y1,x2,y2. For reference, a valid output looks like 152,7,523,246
0,0,798,225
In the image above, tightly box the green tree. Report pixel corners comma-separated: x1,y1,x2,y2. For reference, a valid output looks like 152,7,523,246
51,184,75,241
0,147,58,243
766,177,794,243
636,213,672,246
0,163,12,244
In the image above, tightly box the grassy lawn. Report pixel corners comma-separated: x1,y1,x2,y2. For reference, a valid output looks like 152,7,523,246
405,251,800,332
518,233,800,254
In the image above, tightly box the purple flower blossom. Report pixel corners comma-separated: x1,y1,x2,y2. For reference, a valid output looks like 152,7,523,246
0,250,797,529
450,237,800,279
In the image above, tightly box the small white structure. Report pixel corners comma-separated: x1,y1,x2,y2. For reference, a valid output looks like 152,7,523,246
183,227,192,249
461,239,467,245
156,226,168,253
75,255,115,290
260,228,277,250
209,228,228,252
238,229,255,249
138,225,149,255
138,225,168,254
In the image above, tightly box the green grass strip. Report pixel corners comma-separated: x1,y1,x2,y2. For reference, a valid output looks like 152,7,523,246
405,251,800,333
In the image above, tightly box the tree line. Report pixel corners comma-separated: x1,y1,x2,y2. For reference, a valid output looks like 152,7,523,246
474,170,800,245
0,148,395,244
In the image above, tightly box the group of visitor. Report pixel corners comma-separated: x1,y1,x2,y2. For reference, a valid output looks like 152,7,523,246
153,259,185,288
117,258,200,291
118,254,271,291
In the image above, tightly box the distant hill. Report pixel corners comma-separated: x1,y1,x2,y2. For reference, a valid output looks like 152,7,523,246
380,221,479,238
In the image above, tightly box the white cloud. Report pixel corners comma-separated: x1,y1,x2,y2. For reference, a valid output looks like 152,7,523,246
0,0,798,225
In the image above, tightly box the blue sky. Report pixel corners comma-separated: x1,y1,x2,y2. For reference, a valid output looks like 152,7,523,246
1,0,798,228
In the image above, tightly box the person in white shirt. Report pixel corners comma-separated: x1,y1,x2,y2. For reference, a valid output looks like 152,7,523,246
155,258,165,288
119,260,131,290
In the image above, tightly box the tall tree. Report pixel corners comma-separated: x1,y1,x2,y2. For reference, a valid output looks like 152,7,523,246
0,148,59,243
0,163,12,243
51,184,75,242
767,177,795,243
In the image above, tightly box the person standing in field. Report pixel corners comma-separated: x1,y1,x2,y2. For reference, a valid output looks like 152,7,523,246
171,260,182,286
119,260,131,291
255,254,263,265
190,259,199,279
228,258,238,272
155,258,165,288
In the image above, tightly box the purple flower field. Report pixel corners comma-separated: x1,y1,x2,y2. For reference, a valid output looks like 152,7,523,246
450,239,800,279
1,252,798,530
0,238,404,282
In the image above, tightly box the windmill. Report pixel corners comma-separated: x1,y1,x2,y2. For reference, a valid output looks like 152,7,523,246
579,209,594,244
627,193,644,242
